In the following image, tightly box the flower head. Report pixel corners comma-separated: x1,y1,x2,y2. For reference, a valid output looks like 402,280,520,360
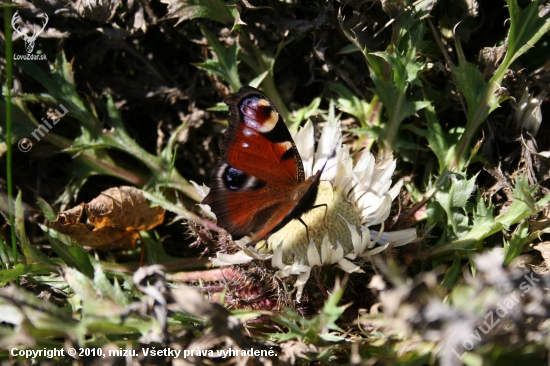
194,120,416,301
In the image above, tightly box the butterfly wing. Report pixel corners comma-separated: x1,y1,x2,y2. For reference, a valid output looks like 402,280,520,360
222,86,305,185
203,86,317,244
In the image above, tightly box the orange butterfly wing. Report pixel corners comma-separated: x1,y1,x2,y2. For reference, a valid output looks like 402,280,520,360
203,87,321,245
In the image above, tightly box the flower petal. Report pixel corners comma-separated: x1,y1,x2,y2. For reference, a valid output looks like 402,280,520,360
272,242,285,269
321,236,332,264
244,246,272,261
276,260,310,278
361,225,373,249
334,147,352,190
293,120,315,178
295,268,312,303
374,229,417,247
361,243,390,257
191,181,216,219
361,194,392,225
337,258,364,273
368,225,384,249
190,180,210,198
353,151,374,177
369,158,395,193
314,122,341,180
197,204,216,220
332,242,344,264
339,215,364,259
388,179,404,200
307,239,322,266
235,237,251,248
210,251,254,266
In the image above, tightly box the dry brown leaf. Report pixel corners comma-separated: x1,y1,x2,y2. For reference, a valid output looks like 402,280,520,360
534,242,550,270
50,186,165,249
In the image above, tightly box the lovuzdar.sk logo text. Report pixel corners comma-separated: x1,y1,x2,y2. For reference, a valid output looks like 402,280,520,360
12,10,48,60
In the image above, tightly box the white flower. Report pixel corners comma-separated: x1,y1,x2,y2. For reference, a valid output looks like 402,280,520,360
515,88,543,137
515,88,549,158
195,120,417,302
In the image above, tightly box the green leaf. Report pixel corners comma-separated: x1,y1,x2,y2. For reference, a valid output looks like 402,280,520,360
64,265,130,317
0,263,51,284
287,96,321,130
18,52,97,129
498,175,548,229
450,41,492,123
14,191,57,268
17,53,149,190
423,103,452,173
207,102,229,112
161,119,187,164
337,43,361,55
503,0,550,67
91,262,130,307
141,230,182,265
45,229,94,279
471,191,497,233
440,252,463,289
19,51,196,200
142,190,194,219
315,280,347,334
161,0,237,25
369,49,429,151
503,220,530,266
431,176,550,257
450,175,477,208
0,284,78,335
434,173,478,238
269,280,347,343
248,70,269,88
329,83,370,124
237,33,291,124
451,1,550,169
432,191,498,256
36,196,57,222
196,25,242,92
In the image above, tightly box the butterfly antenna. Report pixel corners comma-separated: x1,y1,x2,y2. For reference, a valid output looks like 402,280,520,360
324,146,367,174
320,143,339,171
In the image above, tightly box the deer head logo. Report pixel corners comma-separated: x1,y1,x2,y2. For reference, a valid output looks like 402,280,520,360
11,11,49,54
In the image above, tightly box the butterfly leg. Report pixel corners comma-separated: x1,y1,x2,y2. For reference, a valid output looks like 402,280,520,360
296,217,310,242
311,204,329,229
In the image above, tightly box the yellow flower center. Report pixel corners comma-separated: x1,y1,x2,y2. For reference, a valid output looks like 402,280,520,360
259,181,362,265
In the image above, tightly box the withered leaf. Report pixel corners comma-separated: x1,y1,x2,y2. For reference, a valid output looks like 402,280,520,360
534,242,550,270
50,186,165,249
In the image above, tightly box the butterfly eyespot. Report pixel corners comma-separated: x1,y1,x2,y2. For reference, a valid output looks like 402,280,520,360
223,166,247,191
280,148,295,161
241,97,279,133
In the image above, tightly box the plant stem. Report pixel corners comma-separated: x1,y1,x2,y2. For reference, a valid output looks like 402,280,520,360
4,0,19,275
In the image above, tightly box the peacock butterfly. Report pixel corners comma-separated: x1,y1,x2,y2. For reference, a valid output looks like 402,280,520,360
202,86,327,247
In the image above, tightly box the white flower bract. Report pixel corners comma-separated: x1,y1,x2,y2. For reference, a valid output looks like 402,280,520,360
195,120,417,301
